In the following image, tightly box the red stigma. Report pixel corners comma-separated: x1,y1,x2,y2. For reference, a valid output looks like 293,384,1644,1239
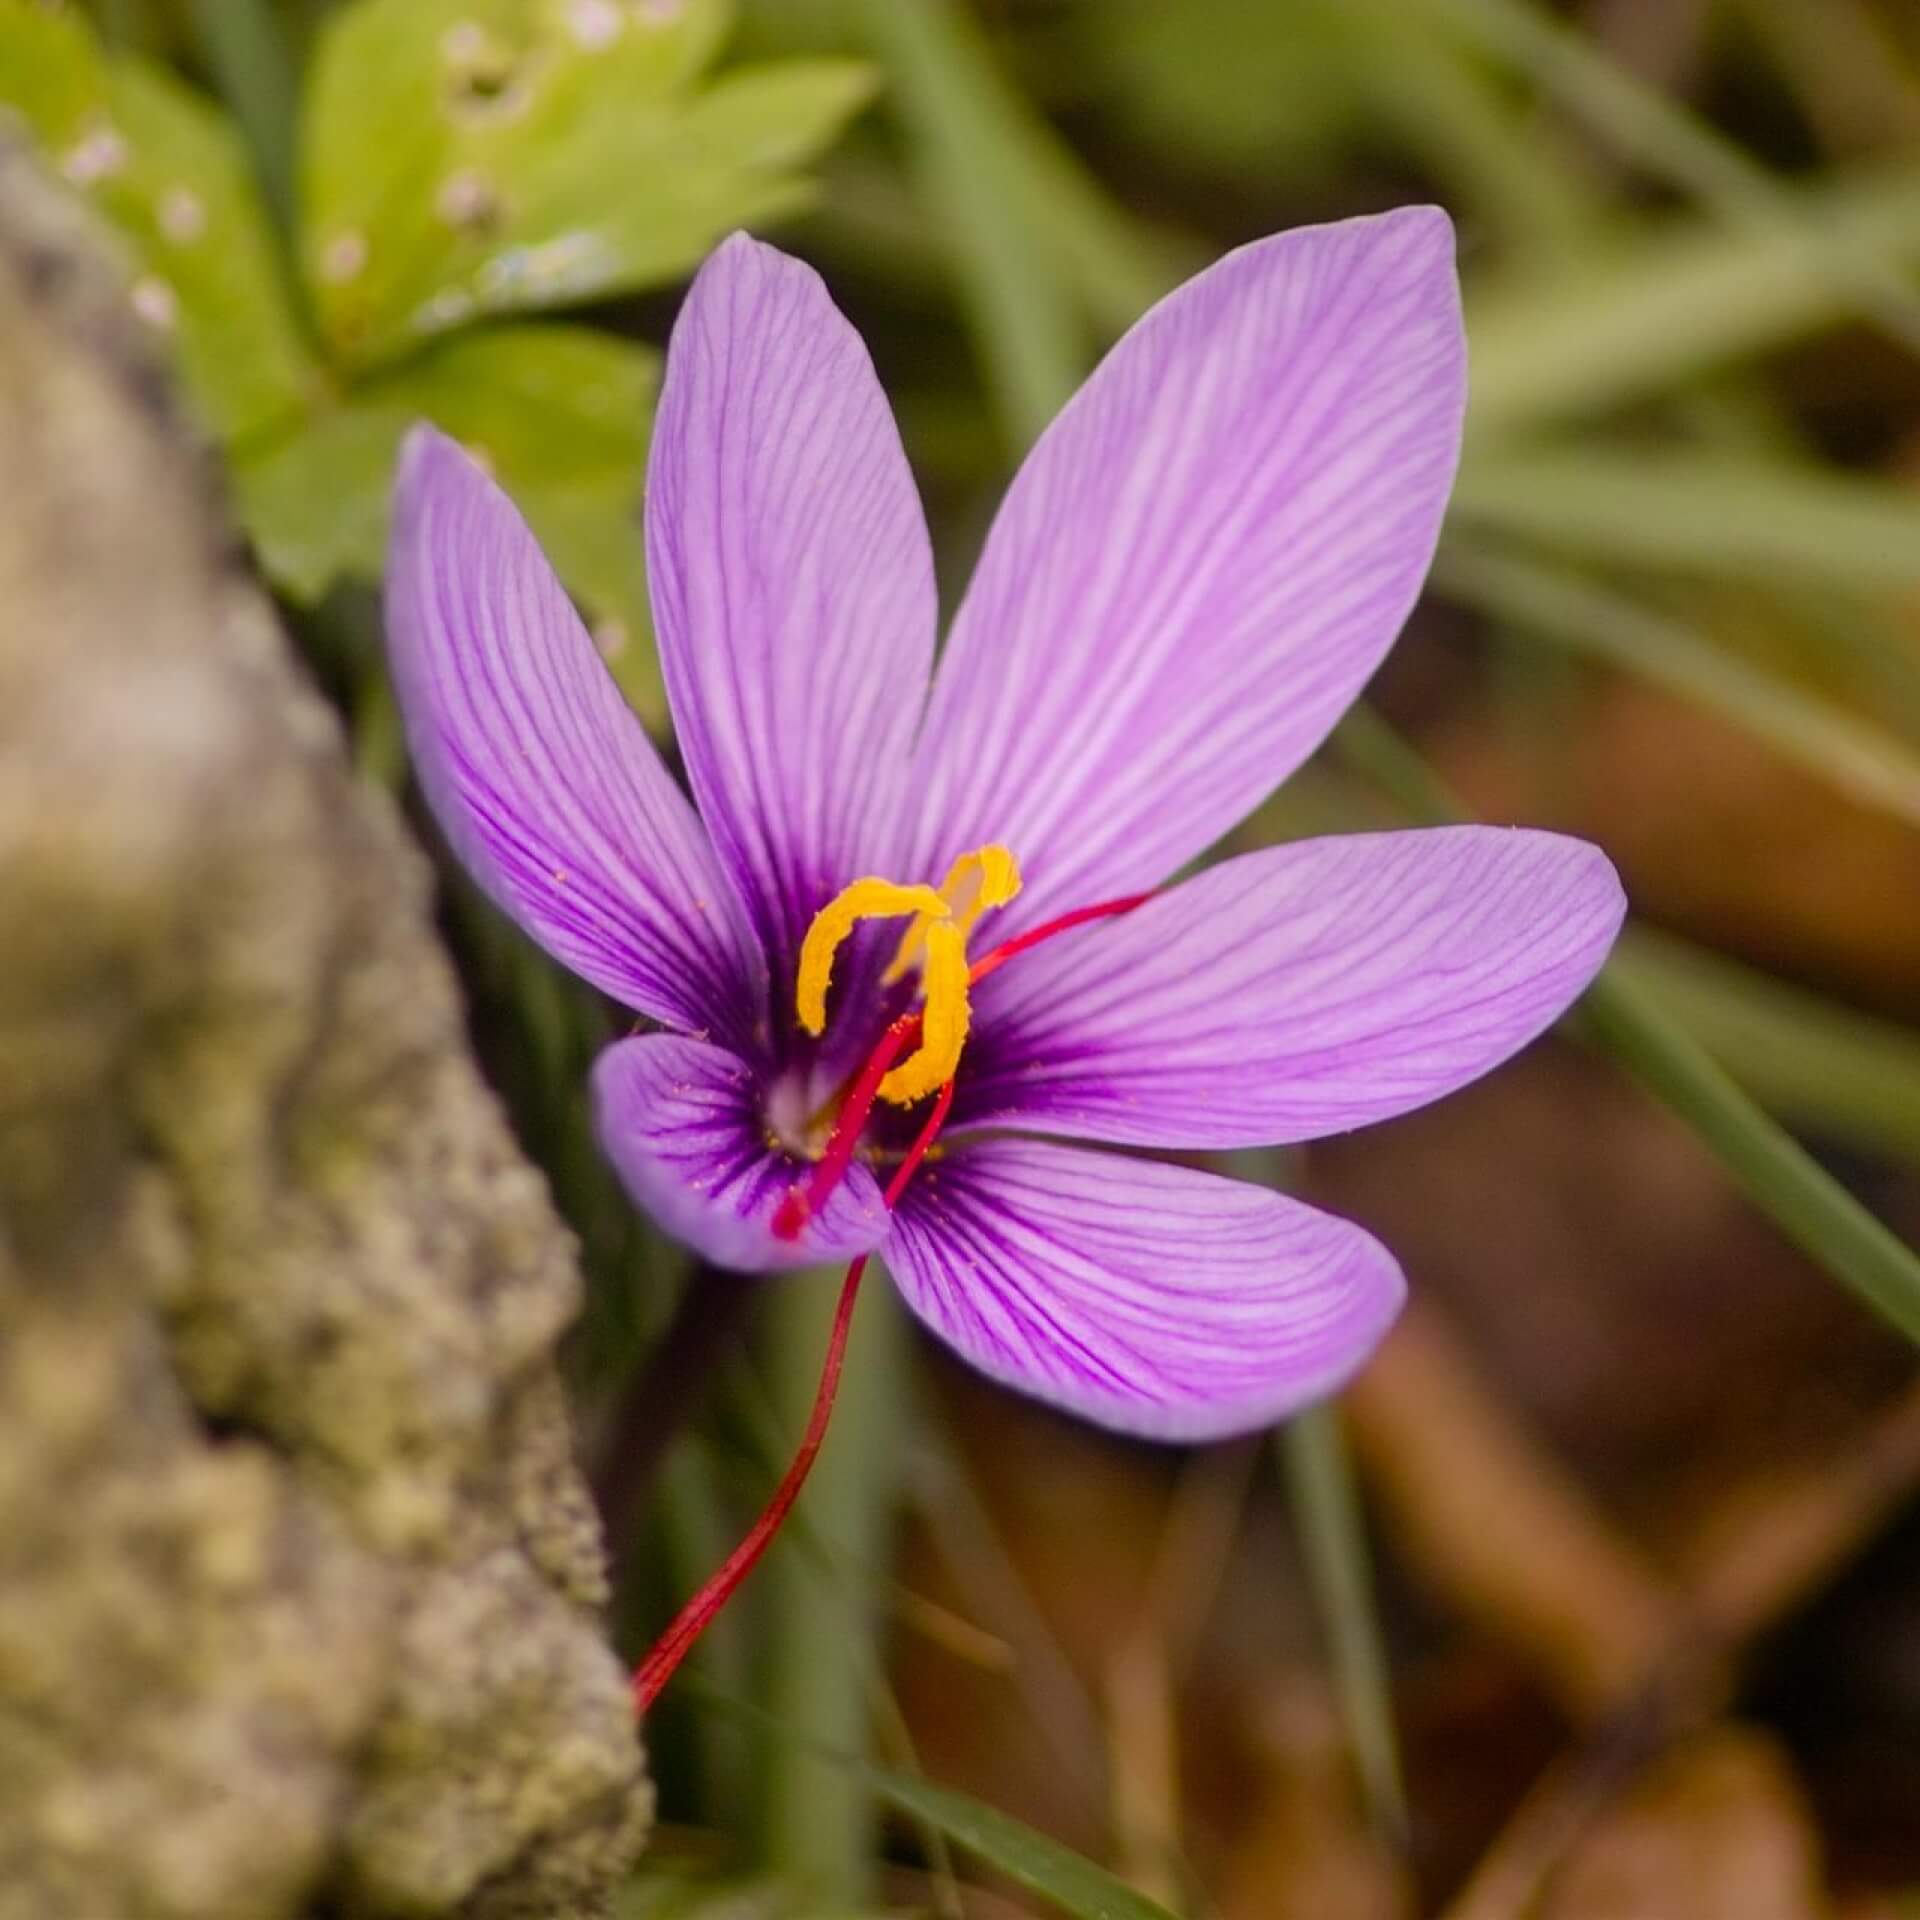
632,887,1150,1715
631,1077,955,1716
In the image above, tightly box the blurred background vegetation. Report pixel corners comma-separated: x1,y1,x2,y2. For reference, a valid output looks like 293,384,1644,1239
8,0,1920,1914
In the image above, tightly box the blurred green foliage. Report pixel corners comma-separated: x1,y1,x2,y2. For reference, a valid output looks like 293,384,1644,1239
0,0,870,723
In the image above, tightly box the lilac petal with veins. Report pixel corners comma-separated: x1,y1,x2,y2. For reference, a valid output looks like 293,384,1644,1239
647,234,939,977
386,427,765,1044
909,208,1467,934
956,827,1625,1147
594,1034,890,1274
886,1138,1404,1441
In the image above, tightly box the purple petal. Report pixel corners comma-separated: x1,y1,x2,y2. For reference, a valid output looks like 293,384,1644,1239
956,828,1625,1147
908,208,1465,928
386,426,765,1042
647,234,938,974
592,1035,889,1273
885,1139,1403,1441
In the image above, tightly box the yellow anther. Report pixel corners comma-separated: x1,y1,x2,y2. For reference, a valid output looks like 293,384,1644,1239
795,877,946,1035
796,844,1023,1108
884,843,1023,984
878,921,970,1104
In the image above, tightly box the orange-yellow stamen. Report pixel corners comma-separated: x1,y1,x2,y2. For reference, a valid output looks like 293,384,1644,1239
884,844,1023,984
793,844,1022,1107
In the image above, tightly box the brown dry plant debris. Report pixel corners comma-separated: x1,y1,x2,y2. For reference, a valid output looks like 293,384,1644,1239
1345,1290,1920,1920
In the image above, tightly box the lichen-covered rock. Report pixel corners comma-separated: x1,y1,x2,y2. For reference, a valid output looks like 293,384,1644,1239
0,145,649,1918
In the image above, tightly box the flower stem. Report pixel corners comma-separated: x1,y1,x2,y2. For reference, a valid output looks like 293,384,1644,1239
632,1080,956,1714
753,1269,905,1904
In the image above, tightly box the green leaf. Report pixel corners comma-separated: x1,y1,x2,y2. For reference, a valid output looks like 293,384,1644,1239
235,322,667,726
0,0,101,135
1452,448,1920,595
300,0,873,367
0,2,314,443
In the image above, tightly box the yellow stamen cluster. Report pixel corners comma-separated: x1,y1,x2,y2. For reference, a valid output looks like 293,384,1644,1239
794,844,1022,1105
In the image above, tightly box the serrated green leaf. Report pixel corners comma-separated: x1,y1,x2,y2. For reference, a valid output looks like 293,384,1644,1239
235,322,667,726
0,3,315,443
299,0,872,367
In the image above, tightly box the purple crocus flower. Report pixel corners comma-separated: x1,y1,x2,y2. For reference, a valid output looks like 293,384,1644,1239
386,212,1624,1445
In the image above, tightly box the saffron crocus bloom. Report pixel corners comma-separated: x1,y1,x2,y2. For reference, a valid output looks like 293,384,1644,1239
386,212,1624,1444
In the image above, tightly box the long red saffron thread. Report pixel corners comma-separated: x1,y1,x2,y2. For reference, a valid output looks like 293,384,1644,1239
631,888,1151,1714
630,1078,955,1714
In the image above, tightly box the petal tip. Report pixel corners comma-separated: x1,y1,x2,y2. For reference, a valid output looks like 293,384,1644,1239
396,418,465,485
391,420,491,539
1539,827,1630,951
693,227,807,298
1382,201,1457,259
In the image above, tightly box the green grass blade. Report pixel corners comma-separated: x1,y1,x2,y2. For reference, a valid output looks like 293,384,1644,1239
1468,165,1920,438
1433,545,1920,825
1417,0,1920,354
692,1680,1182,1920
1581,971,1920,1344
1451,449,1920,595
1333,0,1596,256
1613,931,1920,1166
850,0,1084,448
866,1768,1181,1920
1279,1407,1410,1850
751,1272,906,1904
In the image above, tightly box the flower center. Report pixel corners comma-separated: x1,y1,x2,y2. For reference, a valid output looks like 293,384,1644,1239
793,843,1022,1106
773,875,1156,1246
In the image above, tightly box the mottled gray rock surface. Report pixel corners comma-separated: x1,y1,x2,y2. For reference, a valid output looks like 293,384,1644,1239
0,146,650,1918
